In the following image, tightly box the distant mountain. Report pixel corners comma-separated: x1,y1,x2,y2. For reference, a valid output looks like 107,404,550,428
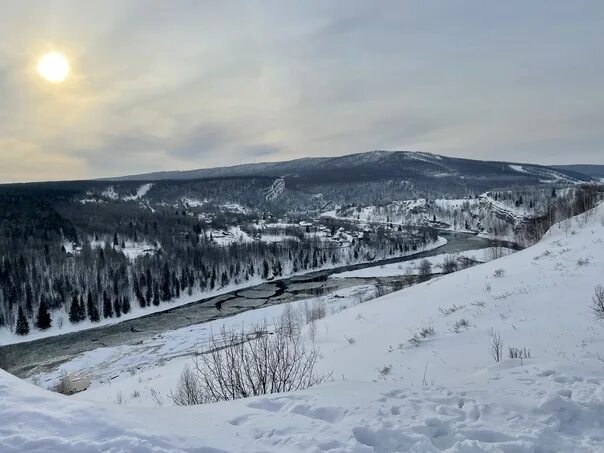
109,151,590,187
552,164,604,180
0,151,592,222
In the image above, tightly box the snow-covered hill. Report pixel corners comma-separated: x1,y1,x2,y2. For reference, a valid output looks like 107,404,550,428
1,205,604,452
110,150,591,187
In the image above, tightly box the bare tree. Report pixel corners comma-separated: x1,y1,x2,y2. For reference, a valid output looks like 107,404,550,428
488,329,504,363
592,285,604,320
279,303,301,338
170,363,203,406
303,299,326,342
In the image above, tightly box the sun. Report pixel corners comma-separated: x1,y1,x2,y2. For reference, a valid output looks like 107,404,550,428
36,52,70,83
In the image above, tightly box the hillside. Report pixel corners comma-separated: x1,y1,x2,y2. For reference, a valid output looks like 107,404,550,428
1,204,603,452
553,164,604,180
111,150,590,187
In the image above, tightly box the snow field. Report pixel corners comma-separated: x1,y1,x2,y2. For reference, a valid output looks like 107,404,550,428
1,204,603,451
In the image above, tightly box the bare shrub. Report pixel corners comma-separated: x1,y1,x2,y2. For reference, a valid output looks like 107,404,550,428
150,388,164,407
592,285,604,320
488,329,504,363
377,364,392,381
442,256,458,274
172,320,330,405
577,258,590,266
374,284,391,298
345,335,356,345
418,326,435,338
418,259,432,282
493,268,506,278
409,326,435,346
439,304,464,316
508,347,531,361
453,319,470,333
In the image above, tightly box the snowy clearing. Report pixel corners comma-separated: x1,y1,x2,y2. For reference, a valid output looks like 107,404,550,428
123,183,154,201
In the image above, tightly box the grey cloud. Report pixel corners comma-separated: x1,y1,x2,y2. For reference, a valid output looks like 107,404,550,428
0,0,603,182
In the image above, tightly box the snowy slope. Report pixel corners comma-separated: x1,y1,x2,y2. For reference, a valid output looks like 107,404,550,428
2,205,604,452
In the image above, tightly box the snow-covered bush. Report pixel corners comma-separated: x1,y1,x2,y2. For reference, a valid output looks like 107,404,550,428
439,304,464,316
377,364,392,381
453,319,470,333
493,268,506,278
51,372,75,395
409,326,435,346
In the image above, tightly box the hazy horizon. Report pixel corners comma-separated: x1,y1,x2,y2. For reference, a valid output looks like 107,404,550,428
1,1,603,182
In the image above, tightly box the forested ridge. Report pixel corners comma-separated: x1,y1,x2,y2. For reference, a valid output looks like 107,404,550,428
0,182,439,335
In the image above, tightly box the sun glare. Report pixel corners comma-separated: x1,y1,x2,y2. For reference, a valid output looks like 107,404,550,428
36,52,70,83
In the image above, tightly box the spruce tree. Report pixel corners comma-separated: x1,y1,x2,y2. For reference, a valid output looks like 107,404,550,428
87,292,100,322
153,283,160,306
35,298,52,330
69,295,81,323
134,278,145,308
145,273,153,306
161,262,171,301
121,296,131,314
25,284,34,317
103,291,113,318
15,306,29,335
113,297,122,318
79,294,86,321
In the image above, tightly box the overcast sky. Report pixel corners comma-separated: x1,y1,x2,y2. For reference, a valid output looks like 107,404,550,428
0,1,602,182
